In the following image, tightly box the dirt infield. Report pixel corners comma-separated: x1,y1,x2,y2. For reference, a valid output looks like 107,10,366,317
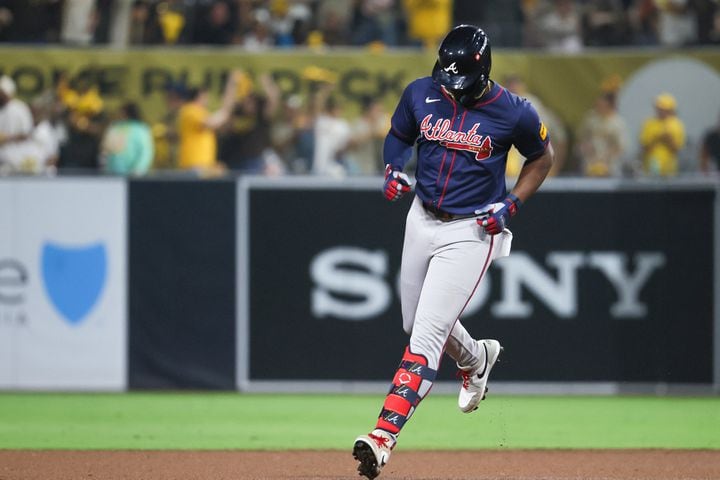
1,450,719,480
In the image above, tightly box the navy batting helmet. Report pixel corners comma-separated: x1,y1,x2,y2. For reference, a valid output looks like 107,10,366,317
432,25,492,106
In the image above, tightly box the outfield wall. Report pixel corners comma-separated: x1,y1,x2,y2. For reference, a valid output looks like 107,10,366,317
0,176,717,393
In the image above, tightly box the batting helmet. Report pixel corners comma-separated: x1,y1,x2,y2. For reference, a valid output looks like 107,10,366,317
432,25,492,106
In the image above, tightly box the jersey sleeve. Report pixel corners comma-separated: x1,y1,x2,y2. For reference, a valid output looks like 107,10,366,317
389,82,419,144
383,130,414,171
512,100,550,162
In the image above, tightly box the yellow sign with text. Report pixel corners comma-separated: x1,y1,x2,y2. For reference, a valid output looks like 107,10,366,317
0,47,718,127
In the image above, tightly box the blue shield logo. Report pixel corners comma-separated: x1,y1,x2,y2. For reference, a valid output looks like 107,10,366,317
41,242,107,325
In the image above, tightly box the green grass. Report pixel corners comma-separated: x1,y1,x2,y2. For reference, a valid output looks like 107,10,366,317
0,393,718,450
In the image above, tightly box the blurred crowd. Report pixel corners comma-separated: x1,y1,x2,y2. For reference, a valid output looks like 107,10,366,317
0,1,718,178
0,70,393,177
1,70,719,178
0,0,719,50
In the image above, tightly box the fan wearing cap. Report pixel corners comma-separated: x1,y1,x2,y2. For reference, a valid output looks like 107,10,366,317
352,25,554,479
639,92,686,176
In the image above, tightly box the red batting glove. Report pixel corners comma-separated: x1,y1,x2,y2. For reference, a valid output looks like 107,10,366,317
477,193,522,235
383,165,412,201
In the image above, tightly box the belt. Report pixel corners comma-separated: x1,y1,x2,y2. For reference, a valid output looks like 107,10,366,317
422,202,476,222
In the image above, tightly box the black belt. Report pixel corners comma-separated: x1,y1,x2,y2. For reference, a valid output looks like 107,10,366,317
422,203,476,222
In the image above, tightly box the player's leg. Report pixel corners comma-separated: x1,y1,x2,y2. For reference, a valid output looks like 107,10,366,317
353,198,433,479
412,228,503,413
407,237,495,370
353,346,436,479
361,222,494,439
372,199,445,436
399,197,434,335
445,321,483,368
438,246,503,414
360,237,495,448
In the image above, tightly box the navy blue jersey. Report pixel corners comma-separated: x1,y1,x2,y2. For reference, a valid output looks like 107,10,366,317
386,77,549,215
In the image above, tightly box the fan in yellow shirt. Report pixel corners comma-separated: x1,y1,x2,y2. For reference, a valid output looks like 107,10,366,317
639,93,685,176
177,71,241,174
403,0,452,49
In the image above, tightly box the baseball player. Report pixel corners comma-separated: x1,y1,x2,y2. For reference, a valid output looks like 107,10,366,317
352,25,554,479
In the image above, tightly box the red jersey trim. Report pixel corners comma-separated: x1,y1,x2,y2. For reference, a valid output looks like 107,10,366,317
434,92,458,188
437,110,468,209
473,86,504,108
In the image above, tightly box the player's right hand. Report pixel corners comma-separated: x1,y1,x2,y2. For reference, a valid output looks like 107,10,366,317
383,165,412,202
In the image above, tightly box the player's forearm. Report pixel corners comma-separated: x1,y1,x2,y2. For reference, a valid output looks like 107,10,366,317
510,142,554,203
383,130,414,171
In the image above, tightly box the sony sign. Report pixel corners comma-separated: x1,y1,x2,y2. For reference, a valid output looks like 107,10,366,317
310,247,666,321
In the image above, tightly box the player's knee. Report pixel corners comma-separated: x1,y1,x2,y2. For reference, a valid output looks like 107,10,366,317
412,318,450,343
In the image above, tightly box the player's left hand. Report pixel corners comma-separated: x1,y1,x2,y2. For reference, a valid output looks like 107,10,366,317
477,194,522,235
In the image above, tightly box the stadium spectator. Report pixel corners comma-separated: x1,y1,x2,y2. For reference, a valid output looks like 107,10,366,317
700,111,720,174
345,96,389,175
56,76,106,171
639,92,686,176
230,0,255,44
312,83,351,177
101,102,154,176
267,0,313,46
60,0,97,45
177,70,239,175
582,0,630,46
266,0,293,46
576,91,629,176
241,16,274,50
127,0,152,45
349,0,399,46
194,0,235,45
151,82,185,169
219,72,282,174
93,0,115,44
403,0,452,48
654,0,697,47
271,94,315,173
0,96,59,175
627,0,660,45
0,76,34,173
316,1,351,46
531,0,584,52
20,97,61,174
153,0,190,44
694,0,720,45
